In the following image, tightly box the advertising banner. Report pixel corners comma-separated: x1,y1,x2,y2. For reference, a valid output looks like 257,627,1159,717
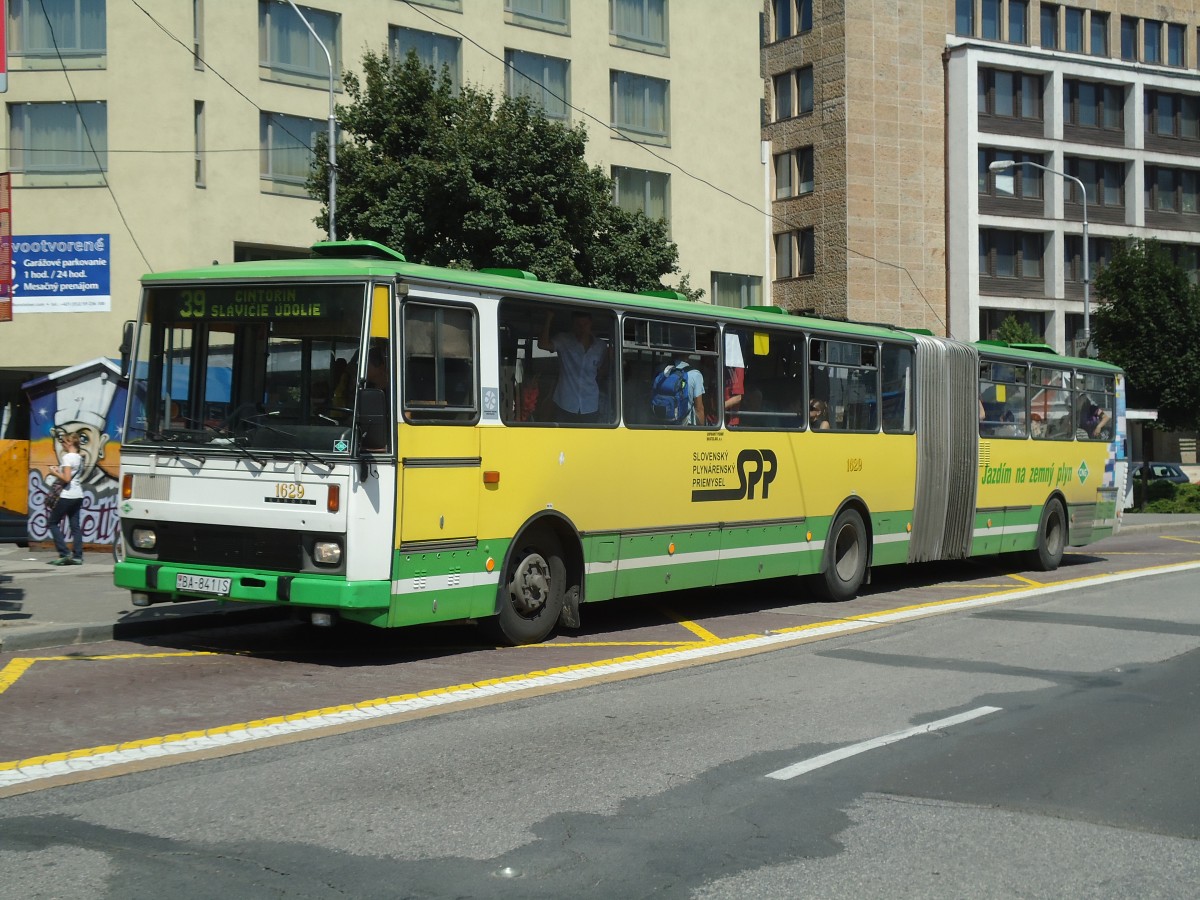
12,233,111,313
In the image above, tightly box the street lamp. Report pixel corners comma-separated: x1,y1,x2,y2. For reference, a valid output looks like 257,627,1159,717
987,158,1090,356
286,0,337,241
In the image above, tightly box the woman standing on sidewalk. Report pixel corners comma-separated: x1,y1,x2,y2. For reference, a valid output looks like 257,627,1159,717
47,433,85,565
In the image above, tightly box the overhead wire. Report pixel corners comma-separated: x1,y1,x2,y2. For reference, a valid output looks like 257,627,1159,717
35,0,153,272
130,0,943,328
399,1,946,329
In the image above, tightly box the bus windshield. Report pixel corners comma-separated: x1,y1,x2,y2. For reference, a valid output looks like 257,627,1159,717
126,283,374,456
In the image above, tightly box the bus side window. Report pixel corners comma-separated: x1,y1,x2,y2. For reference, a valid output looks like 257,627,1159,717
728,327,803,430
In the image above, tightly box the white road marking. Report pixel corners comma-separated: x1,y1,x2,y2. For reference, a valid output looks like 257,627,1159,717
765,705,1003,781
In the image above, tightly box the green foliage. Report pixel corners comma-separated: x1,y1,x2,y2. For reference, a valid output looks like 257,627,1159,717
309,51,696,297
996,315,1039,345
1092,239,1200,431
1140,482,1200,513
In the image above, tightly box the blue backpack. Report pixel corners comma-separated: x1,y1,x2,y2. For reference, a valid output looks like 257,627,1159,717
651,362,691,422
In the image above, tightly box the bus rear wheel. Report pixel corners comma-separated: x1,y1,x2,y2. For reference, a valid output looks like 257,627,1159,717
1028,499,1066,572
815,508,868,602
489,534,566,645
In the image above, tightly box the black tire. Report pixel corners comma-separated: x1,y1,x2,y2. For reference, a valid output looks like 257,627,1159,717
815,507,868,602
1028,498,1066,572
487,532,566,645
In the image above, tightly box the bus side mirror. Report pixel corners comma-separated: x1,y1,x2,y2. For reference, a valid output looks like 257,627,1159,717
357,387,388,450
119,320,135,378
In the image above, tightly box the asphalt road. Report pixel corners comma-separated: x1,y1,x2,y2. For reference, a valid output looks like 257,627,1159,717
1,554,1198,897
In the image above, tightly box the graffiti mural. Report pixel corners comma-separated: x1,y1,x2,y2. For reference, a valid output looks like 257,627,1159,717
24,359,124,547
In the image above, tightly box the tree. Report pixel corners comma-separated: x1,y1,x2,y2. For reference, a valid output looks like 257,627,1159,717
1092,238,1200,431
995,315,1039,345
309,51,700,298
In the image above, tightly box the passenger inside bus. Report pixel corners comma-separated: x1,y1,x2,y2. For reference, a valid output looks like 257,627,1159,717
1078,400,1112,439
723,332,745,426
537,310,608,424
809,398,831,430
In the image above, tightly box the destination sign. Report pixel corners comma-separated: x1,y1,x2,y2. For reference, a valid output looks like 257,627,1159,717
157,287,341,320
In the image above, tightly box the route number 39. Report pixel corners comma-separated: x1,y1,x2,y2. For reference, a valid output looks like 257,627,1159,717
179,290,206,318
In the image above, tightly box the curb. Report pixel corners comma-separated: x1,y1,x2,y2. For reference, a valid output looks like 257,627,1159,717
0,605,288,653
1116,519,1200,535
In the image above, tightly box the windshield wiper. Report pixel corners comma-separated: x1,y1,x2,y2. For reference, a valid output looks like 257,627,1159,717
202,424,267,466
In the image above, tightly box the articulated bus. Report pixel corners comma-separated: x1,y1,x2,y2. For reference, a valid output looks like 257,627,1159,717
114,241,1126,644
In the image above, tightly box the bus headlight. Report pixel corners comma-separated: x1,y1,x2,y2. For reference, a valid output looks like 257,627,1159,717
314,541,342,566
132,528,157,550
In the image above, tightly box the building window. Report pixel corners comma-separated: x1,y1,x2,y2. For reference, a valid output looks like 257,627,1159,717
611,0,667,51
1065,157,1125,208
1040,3,1058,49
612,166,669,224
1064,80,1123,130
980,309,1045,343
978,68,1042,120
774,66,814,120
955,0,973,37
979,229,1043,279
1168,23,1187,66
193,0,204,70
194,101,205,187
973,0,1029,44
505,0,569,33
1065,236,1115,283
1143,18,1162,64
1064,6,1083,53
1144,90,1200,140
776,229,814,278
1145,165,1200,214
506,50,569,119
391,27,462,90
773,0,811,41
711,272,763,308
1089,11,1108,56
982,0,1001,40
775,147,814,198
1163,243,1200,283
260,111,322,193
1008,0,1028,44
8,101,107,175
258,1,340,88
611,71,669,142
978,149,1043,198
8,0,106,59
1121,16,1137,60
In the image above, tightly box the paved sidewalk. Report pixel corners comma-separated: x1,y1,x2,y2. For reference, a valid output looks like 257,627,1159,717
0,544,281,653
3,513,1200,653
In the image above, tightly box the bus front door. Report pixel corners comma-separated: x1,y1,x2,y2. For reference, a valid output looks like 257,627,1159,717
398,428,481,545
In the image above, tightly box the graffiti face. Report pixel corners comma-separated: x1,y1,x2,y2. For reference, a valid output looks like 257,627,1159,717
52,421,109,482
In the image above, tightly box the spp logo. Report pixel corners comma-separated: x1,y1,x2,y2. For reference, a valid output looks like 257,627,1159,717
692,449,778,502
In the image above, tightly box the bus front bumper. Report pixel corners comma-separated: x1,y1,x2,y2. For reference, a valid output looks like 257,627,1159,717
113,560,391,610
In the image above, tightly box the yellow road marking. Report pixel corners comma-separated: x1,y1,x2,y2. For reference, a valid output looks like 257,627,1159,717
661,608,722,643
1161,536,1200,546
0,651,219,698
527,640,703,648
1007,574,1044,587
5,558,1200,785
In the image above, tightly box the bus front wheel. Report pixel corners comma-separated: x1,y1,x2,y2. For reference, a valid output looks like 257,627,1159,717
1028,499,1066,572
490,535,566,645
815,508,868,602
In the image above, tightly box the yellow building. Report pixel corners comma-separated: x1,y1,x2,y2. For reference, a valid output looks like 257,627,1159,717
0,0,767,386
